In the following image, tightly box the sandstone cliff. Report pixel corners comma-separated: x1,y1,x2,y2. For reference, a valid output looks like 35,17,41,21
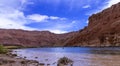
65,2,120,47
0,29,76,47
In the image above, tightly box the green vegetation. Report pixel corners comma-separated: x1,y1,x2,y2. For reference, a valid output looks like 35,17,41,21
0,45,8,54
4,46,23,49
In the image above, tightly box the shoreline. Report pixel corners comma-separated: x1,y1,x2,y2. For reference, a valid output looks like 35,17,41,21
3,45,120,50
1,47,120,66
0,52,41,66
16,46,120,49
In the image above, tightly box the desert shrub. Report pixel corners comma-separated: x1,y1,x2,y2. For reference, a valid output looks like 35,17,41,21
0,45,8,54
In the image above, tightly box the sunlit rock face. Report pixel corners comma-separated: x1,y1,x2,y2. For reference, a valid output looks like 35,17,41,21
65,2,120,47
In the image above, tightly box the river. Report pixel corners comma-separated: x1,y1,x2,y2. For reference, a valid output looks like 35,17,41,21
12,47,120,66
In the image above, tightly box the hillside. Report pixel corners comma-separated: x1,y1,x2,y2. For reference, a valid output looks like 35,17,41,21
0,29,76,47
65,2,120,47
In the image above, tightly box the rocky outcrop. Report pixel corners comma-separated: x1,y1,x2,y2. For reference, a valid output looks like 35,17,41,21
65,2,120,47
57,57,73,66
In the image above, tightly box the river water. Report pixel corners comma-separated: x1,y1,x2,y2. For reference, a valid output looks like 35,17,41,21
12,47,120,66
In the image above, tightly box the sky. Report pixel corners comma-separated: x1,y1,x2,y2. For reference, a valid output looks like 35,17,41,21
0,0,120,34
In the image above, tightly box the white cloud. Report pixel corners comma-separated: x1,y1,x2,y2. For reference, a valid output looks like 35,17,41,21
27,14,49,22
27,14,67,22
43,20,77,34
82,5,91,8
47,29,67,34
0,11,36,30
0,0,72,34
50,16,60,20
0,0,37,30
86,0,120,16
0,0,80,34
34,19,78,34
86,20,89,24
104,0,120,9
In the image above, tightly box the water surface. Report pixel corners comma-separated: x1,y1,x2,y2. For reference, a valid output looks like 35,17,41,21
12,47,120,66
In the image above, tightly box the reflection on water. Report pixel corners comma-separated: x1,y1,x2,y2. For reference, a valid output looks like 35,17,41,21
12,47,120,66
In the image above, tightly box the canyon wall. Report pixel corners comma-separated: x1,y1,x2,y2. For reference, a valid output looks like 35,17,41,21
0,29,76,47
65,2,120,47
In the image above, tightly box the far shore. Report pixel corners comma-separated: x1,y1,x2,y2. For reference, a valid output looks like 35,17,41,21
4,45,120,49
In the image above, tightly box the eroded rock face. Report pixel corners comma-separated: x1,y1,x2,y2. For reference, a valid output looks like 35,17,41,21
0,29,76,47
65,2,120,47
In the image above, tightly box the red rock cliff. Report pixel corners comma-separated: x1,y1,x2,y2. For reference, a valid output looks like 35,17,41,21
0,29,76,47
65,2,120,47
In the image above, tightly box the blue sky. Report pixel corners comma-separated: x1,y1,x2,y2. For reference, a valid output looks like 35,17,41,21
0,0,120,34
